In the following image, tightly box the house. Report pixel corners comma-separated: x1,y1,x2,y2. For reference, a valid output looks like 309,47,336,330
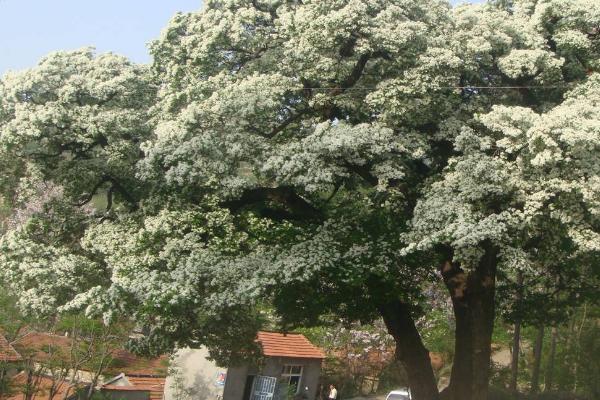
100,373,166,400
5,329,325,400
4,372,80,400
0,333,21,364
4,331,167,400
99,347,168,400
165,331,325,400
1,333,22,396
225,332,326,400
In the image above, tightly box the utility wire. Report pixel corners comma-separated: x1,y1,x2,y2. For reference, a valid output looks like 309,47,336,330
286,85,572,90
148,84,575,93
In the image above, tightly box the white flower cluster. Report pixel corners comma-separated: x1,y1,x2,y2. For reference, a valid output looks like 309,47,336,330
407,73,600,268
0,0,599,347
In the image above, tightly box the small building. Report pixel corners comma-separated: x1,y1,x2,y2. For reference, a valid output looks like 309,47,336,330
0,334,21,364
166,331,325,400
0,333,22,391
1,333,21,376
2,332,80,400
100,373,166,400
7,331,167,400
4,372,81,400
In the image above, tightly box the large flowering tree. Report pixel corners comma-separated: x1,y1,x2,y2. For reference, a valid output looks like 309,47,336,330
1,1,600,400
0,49,155,315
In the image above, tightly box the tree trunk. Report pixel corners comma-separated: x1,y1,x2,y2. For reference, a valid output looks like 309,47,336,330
545,326,558,392
573,303,587,392
530,325,544,394
510,321,522,393
0,367,6,400
379,300,440,400
440,242,498,400
509,271,524,393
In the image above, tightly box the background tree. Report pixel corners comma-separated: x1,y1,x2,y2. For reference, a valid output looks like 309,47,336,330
0,48,155,319
302,321,397,396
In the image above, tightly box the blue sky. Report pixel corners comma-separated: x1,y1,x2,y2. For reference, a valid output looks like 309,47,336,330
0,0,479,75
0,0,201,74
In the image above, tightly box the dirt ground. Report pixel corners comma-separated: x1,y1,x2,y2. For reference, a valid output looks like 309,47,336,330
345,395,387,400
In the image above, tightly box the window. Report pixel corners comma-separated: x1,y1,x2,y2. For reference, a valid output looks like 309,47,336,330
281,365,303,394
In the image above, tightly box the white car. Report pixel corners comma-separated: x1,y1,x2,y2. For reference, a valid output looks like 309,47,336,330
385,389,411,400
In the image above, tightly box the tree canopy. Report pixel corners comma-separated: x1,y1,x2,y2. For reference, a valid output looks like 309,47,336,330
1,1,599,399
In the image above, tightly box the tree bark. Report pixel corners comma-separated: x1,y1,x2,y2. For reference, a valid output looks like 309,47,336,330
509,271,524,393
510,320,522,393
441,242,498,400
573,303,588,392
0,367,7,400
379,300,440,400
545,326,558,392
530,325,545,394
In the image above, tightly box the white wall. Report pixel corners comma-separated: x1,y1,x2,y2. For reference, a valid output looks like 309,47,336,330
164,347,226,400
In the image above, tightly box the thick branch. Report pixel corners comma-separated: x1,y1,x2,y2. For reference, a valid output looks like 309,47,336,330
440,259,467,304
73,176,137,211
251,0,277,19
223,187,322,221
341,52,372,90
344,162,378,186
378,300,440,400
74,178,110,207
263,44,389,138
325,182,342,204
106,176,138,211
27,150,63,159
339,35,358,58
264,109,308,139
105,186,114,212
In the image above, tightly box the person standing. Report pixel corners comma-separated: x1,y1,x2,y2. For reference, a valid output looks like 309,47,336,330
328,384,338,400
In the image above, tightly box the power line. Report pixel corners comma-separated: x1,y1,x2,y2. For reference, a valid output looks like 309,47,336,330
284,85,572,90
144,84,574,94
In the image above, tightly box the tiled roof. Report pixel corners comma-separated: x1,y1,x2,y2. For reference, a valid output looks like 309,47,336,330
6,372,78,400
128,376,166,400
102,385,149,391
257,331,325,359
12,332,72,363
0,334,21,362
101,375,165,400
12,332,168,377
106,349,169,377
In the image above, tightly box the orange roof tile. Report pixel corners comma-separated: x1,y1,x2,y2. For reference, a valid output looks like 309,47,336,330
101,376,165,400
12,332,72,363
257,331,325,359
102,385,150,391
5,372,79,400
128,376,166,400
12,332,168,377
0,334,21,362
106,349,169,377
